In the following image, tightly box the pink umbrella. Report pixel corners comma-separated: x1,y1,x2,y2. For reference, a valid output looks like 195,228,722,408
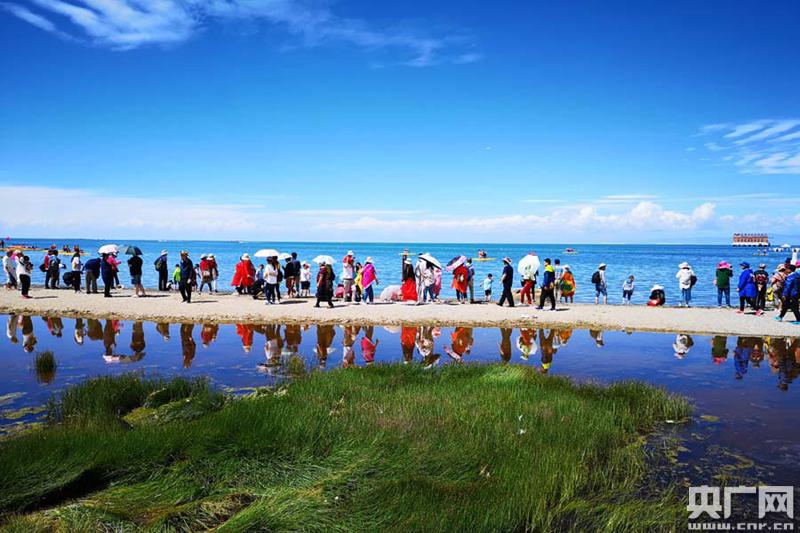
445,255,466,273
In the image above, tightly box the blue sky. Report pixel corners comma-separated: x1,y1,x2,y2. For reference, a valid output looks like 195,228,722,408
1,0,799,243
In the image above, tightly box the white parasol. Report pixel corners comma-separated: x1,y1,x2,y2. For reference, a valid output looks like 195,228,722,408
254,249,280,258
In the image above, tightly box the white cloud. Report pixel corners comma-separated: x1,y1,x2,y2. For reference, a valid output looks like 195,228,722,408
697,119,800,175
3,0,477,66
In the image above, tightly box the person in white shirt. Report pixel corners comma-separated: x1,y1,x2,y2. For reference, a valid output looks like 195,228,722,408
3,251,17,290
675,262,695,307
16,254,32,299
264,257,279,304
299,262,312,297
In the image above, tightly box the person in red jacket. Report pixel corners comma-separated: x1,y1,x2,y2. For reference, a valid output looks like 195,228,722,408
452,263,468,303
231,254,256,295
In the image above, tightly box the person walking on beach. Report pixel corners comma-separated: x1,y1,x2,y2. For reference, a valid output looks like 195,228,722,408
299,261,312,297
360,258,378,304
622,275,635,305
68,246,81,292
315,260,335,308
232,254,256,295
46,249,61,289
482,273,493,302
208,254,219,293
4,250,17,290
520,259,536,306
553,259,563,301
100,253,119,298
753,263,770,311
341,251,355,302
198,255,214,294
593,264,608,305
127,252,145,297
17,255,32,299
560,265,575,303
536,258,556,311
775,264,800,323
414,256,426,302
772,264,788,312
736,262,758,315
178,251,195,303
497,257,515,307
676,262,695,307
714,261,733,307
155,250,169,291
466,258,476,303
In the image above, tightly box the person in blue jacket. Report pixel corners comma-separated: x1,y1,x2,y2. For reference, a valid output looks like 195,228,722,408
775,264,800,323
82,256,101,294
536,258,557,311
736,262,757,315
178,250,196,303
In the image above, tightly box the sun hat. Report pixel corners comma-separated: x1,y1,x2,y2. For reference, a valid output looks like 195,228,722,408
717,261,731,268
758,263,766,268
302,261,310,266
209,254,214,258
180,250,188,255
200,254,207,260
346,250,354,256
241,253,250,260
365,256,373,263
598,263,606,269
740,261,750,268
503,256,511,263
160,250,168,255
563,265,570,271
679,262,690,269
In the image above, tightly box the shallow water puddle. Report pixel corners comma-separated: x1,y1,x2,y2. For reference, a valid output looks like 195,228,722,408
1,314,799,486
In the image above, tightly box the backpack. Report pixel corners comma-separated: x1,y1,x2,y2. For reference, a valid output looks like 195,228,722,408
689,274,698,287
154,257,163,272
277,268,284,283
754,272,768,286
591,271,601,285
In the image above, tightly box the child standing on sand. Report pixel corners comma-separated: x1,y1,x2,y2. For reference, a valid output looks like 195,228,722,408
172,264,180,290
483,273,493,302
299,261,312,297
622,275,635,305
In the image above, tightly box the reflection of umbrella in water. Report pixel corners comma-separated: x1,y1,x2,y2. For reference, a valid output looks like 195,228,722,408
313,255,335,265
445,255,466,272
255,249,280,258
516,337,538,358
98,244,118,255
278,252,292,261
418,253,442,270
121,245,143,256
518,254,541,277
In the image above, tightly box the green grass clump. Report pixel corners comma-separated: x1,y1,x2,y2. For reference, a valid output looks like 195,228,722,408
33,351,57,385
0,365,690,531
45,373,217,427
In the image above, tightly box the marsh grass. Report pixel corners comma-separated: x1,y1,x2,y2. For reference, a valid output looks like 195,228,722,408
33,351,57,385
1,365,690,532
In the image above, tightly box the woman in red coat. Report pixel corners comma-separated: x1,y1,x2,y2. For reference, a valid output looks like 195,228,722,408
452,264,468,303
231,254,256,294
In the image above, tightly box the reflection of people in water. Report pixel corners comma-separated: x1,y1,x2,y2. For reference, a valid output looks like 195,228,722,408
444,327,473,361
673,334,694,359
6,314,18,344
130,321,145,361
236,324,254,354
538,329,558,373
102,319,117,357
401,326,417,364
733,337,756,379
156,322,171,341
498,328,512,363
360,326,379,365
21,315,36,353
284,324,302,355
87,318,103,341
516,328,537,361
768,338,800,391
73,317,85,345
589,329,604,347
44,316,64,337
557,328,573,347
316,325,336,368
341,325,359,368
200,323,219,348
416,326,435,359
264,323,283,366
180,323,196,368
710,336,728,364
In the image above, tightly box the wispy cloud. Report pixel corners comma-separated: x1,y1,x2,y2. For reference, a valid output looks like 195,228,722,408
2,0,478,66
696,119,800,175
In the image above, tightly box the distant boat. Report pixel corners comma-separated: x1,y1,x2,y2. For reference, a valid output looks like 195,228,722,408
564,248,578,254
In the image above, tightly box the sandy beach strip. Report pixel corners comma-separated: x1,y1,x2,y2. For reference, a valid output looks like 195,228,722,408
1,288,798,337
